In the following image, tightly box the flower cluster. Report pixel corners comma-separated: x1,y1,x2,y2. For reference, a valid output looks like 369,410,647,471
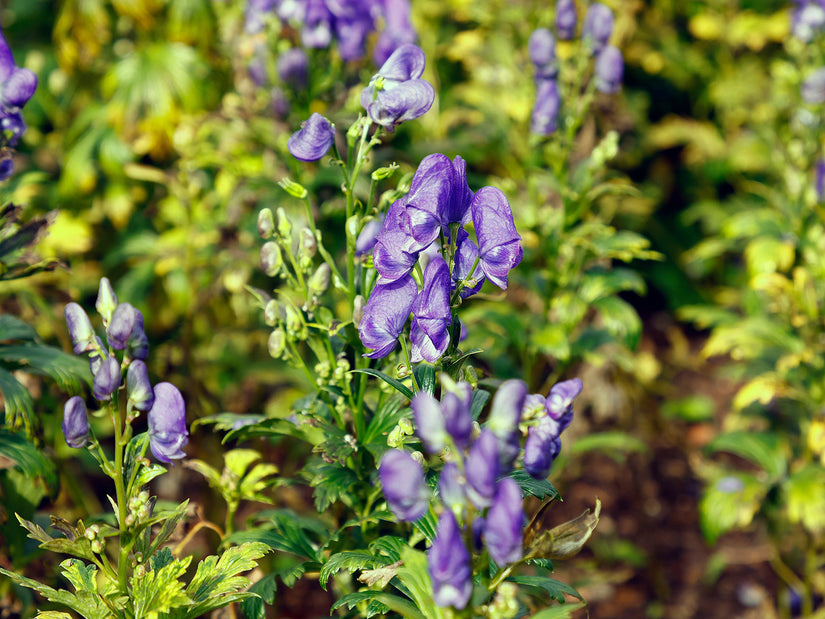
286,44,434,160
529,1,623,136
357,152,521,362
792,0,825,42
63,278,188,463
0,29,37,179
245,0,416,65
377,376,583,609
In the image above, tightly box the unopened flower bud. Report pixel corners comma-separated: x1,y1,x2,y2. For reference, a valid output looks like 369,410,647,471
353,295,365,328
126,310,149,361
299,227,317,259
285,305,303,334
127,360,155,412
93,356,122,401
264,299,280,326
279,177,309,199
555,0,577,40
308,263,330,295
91,539,104,554
257,208,275,239
65,303,96,354
371,163,399,181
95,278,118,324
268,328,286,358
260,242,283,277
582,3,614,53
379,449,429,521
63,396,90,449
276,207,292,238
107,303,137,350
594,45,623,94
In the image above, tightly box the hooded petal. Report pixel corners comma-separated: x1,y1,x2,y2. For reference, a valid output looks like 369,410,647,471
365,79,435,129
287,113,336,161
359,275,417,358
471,186,522,289
484,477,525,565
379,449,429,521
63,396,89,449
148,382,188,463
428,510,472,609
410,256,451,363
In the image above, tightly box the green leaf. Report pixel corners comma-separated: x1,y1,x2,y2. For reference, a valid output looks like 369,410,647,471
579,268,647,304
227,510,322,561
331,591,425,619
0,366,34,428
528,602,587,618
507,574,583,603
363,395,407,455
0,344,90,392
699,473,766,544
394,546,440,619
131,555,192,619
706,432,786,479
784,465,825,534
660,396,715,422
0,564,110,619
413,365,436,396
569,431,649,462
0,429,58,488
469,389,490,421
592,296,642,350
140,500,189,561
0,315,38,342
508,470,560,501
320,550,375,590
351,368,413,399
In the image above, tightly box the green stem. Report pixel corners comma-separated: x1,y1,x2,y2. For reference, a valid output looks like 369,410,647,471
400,336,419,394
112,401,130,592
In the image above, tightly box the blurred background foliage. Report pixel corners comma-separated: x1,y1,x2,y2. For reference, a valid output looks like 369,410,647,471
2,0,823,615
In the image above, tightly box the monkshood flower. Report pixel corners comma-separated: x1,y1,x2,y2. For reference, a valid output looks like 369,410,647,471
528,28,557,80
486,379,527,470
484,477,525,565
334,10,374,61
545,377,582,431
276,48,309,88
93,356,121,401
412,391,447,453
244,0,277,34
373,199,422,281
126,309,149,361
373,0,417,65
582,3,614,53
302,0,334,48
471,187,523,290
530,78,561,136
802,68,825,104
378,449,429,521
523,416,562,479
465,429,500,508
438,461,465,512
147,382,188,463
452,230,484,299
126,360,155,412
0,29,36,152
356,214,384,256
65,303,96,355
288,113,336,161
106,303,137,350
555,0,577,40
428,510,472,609
816,157,825,202
360,43,435,130
440,381,473,448
410,256,452,363
63,396,90,449
358,275,417,358
594,45,623,94
792,1,825,41
95,277,118,324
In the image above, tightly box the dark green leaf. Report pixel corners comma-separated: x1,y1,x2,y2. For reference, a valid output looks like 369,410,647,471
508,470,560,501
351,368,413,399
508,574,583,603
319,551,375,590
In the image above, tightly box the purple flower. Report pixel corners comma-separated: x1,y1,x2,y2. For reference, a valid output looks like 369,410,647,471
277,48,309,88
582,3,614,53
356,215,384,256
452,230,484,299
93,356,121,401
106,303,136,351
487,379,527,471
88,336,106,377
287,113,336,162
471,187,523,289
545,377,582,431
244,0,277,34
802,68,825,104
126,360,154,412
0,157,12,181
816,157,825,202
595,45,623,94
438,461,464,511
555,0,577,40
373,0,417,65
334,14,373,61
523,416,562,479
373,199,423,281
0,32,37,110
484,477,524,565
358,275,417,358
126,310,149,361
411,256,452,363
792,1,825,41
302,0,334,48
378,449,429,521
148,382,188,463
531,78,561,136
65,303,96,355
465,429,500,508
528,28,557,80
428,510,472,609
360,43,435,130
412,391,447,453
441,381,473,448
63,396,89,449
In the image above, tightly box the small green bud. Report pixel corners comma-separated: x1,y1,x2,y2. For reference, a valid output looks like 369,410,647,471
285,305,303,334
91,539,104,554
346,215,359,239
308,263,331,295
257,208,275,239
96,277,119,325
353,295,365,328
260,242,283,277
279,178,308,199
299,227,317,259
134,564,146,578
264,299,280,326
395,363,411,379
371,163,399,181
276,207,292,238
268,328,286,358
398,418,414,435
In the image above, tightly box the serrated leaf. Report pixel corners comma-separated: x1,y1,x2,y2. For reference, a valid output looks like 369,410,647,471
707,431,786,479
184,459,223,489
0,566,110,619
0,344,90,392
699,473,766,544
368,536,407,562
0,430,57,487
331,591,425,619
143,500,189,560
131,555,192,619
592,296,642,350
351,368,413,399
227,510,322,561
362,396,407,455
784,465,825,534
508,470,560,501
59,559,98,593
507,574,583,603
240,572,277,619
0,366,34,428
320,550,375,590
224,449,263,478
